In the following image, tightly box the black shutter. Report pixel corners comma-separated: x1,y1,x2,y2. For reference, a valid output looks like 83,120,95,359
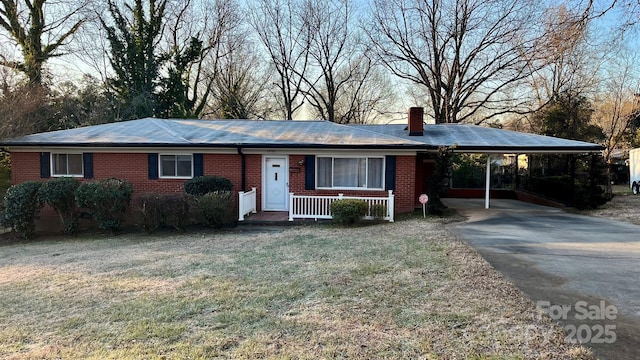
40,152,50,178
193,153,204,177
385,155,396,191
304,155,315,190
83,153,94,179
148,153,159,179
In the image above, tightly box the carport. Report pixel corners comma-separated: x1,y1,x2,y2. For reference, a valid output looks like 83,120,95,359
415,125,605,209
356,107,605,209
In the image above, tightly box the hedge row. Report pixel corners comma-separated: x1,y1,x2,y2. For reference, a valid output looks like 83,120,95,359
132,191,234,233
2,176,235,239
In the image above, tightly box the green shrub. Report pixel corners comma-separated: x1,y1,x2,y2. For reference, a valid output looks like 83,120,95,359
3,181,42,239
370,204,387,219
75,178,133,232
193,191,234,229
38,177,80,235
133,193,190,233
184,176,233,196
330,199,368,225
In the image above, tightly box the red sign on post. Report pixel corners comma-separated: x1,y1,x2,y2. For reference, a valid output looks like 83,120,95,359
419,194,428,218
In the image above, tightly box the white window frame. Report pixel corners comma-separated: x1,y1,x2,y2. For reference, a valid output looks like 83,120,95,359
51,153,84,177
316,155,385,190
159,154,194,179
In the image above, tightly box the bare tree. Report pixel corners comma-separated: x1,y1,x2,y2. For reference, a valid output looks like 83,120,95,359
513,4,602,133
368,0,546,124
206,46,272,119
0,69,47,137
331,56,397,124
249,0,310,120
531,6,604,104
297,0,380,123
160,0,246,118
593,49,640,167
205,2,272,120
0,0,87,86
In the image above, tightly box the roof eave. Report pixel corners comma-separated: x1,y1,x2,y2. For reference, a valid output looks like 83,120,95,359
1,142,428,150
450,145,605,153
1,142,605,153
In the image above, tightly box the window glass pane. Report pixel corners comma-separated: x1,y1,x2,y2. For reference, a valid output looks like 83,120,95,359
67,154,83,175
317,157,332,187
368,158,383,189
358,158,367,187
53,154,67,175
161,155,176,177
333,158,359,187
176,155,192,177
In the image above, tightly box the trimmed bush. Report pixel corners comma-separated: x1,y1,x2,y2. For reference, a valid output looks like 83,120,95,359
330,199,368,225
75,178,133,232
184,176,233,196
133,193,190,233
38,177,80,235
194,191,234,229
3,181,42,239
370,204,387,219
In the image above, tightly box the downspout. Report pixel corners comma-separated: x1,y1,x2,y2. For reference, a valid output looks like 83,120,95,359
238,147,246,192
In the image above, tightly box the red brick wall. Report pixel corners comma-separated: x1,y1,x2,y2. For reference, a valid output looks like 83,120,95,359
287,154,416,214
11,152,43,184
395,155,417,213
11,152,245,193
203,153,243,192
11,151,416,215
94,153,246,194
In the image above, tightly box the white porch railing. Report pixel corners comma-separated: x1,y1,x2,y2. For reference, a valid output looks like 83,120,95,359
238,187,257,221
288,190,395,222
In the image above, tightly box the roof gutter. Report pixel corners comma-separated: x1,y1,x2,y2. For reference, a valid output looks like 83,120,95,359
449,146,605,154
0,142,428,150
1,142,604,154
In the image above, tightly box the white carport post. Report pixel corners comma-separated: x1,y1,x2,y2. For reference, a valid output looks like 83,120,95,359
485,155,491,209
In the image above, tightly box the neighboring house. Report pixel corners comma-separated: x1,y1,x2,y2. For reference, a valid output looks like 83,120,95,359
1,107,604,221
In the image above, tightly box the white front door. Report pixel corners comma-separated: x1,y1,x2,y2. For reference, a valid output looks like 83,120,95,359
263,156,288,211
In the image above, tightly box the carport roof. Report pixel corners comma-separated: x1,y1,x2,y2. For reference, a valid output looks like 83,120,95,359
1,118,604,153
356,124,605,153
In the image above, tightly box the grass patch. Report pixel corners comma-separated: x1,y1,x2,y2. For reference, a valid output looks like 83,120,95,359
580,190,640,225
0,219,592,359
611,184,632,195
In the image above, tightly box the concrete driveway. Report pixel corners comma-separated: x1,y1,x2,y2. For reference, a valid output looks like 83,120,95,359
444,198,640,360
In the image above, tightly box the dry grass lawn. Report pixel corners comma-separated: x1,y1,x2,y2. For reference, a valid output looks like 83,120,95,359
580,189,640,225
0,218,593,359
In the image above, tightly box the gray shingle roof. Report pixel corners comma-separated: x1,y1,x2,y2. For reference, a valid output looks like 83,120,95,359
0,118,604,153
0,118,425,149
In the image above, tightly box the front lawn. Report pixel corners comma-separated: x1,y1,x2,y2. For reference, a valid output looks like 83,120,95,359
581,191,640,225
0,219,592,359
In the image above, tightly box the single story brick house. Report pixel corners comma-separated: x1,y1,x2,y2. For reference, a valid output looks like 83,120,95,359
1,108,604,221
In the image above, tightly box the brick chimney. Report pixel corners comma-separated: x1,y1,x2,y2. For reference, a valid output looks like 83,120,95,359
408,107,424,136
